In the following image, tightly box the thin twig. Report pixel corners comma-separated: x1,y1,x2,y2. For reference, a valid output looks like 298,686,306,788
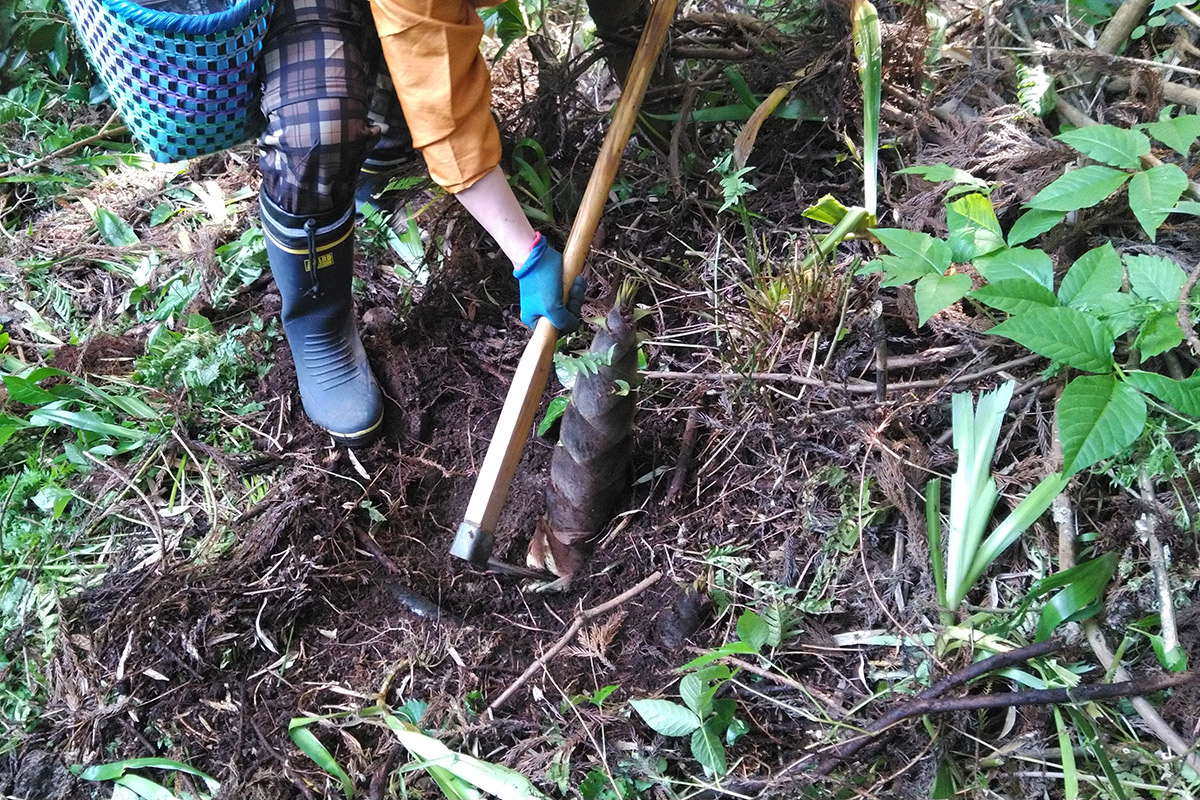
643,353,1043,394
82,450,168,568
1178,262,1200,357
486,571,663,713
0,112,125,179
665,396,707,505
1138,471,1179,660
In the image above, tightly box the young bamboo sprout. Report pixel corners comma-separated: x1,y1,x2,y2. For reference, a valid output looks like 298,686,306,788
528,282,642,586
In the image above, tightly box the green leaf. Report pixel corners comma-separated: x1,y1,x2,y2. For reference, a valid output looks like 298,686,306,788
2,374,61,405
1134,311,1184,359
93,207,139,247
1058,243,1123,310
288,725,355,799
1128,164,1188,241
989,307,1115,373
970,278,1059,315
914,272,972,325
1123,371,1200,416
1148,634,1188,672
536,396,569,437
876,254,935,287
1125,253,1186,303
112,774,175,800
679,674,712,718
1008,209,1066,246
1025,166,1130,213
974,247,1054,290
73,757,219,793
1055,126,1149,169
964,472,1069,596
1057,374,1147,475
896,163,989,191
1054,708,1079,800
1016,61,1056,117
926,478,946,608
869,228,951,276
1033,553,1118,640
149,203,174,226
736,609,769,652
629,699,701,737
1142,115,1200,156
946,193,1005,261
802,194,852,225
690,721,728,776
29,408,150,441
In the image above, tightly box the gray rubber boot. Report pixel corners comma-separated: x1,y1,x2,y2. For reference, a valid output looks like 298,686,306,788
260,191,383,447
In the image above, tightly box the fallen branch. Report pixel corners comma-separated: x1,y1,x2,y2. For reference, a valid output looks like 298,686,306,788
0,111,126,179
814,638,1065,775
643,353,1044,395
487,571,663,714
1096,0,1153,56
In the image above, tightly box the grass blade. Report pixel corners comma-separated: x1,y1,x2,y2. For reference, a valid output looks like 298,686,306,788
852,0,881,216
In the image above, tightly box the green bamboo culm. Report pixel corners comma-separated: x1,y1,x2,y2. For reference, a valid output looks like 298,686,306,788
851,0,881,217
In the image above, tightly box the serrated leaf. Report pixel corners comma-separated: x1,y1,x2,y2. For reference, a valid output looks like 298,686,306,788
629,699,701,737
947,193,1005,261
1057,374,1146,475
914,272,971,325
1134,311,1184,358
896,163,989,191
690,721,728,776
1059,243,1122,310
1125,253,1186,303
974,247,1054,290
971,278,1059,315
1055,126,1149,169
1124,371,1200,416
870,228,951,276
736,609,769,651
92,207,139,247
1128,164,1188,241
876,254,934,287
1008,208,1065,247
1025,166,1130,212
1142,115,1200,156
989,307,1115,372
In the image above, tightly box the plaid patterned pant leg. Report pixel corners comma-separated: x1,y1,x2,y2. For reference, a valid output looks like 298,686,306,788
258,0,412,216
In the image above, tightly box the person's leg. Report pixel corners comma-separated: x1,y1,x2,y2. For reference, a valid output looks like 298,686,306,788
258,0,385,446
355,37,417,215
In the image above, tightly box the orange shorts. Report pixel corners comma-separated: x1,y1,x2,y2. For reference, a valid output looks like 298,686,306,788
368,0,501,193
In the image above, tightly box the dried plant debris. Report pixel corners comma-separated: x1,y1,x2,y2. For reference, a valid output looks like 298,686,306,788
528,282,642,586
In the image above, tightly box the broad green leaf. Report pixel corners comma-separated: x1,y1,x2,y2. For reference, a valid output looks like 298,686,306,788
946,193,1005,261
690,721,728,776
876,254,935,287
1090,292,1145,338
970,278,1059,315
1148,634,1188,672
989,307,1115,373
93,207,139,247
1033,553,1118,640
802,194,851,225
736,609,770,651
1142,115,1200,156
1124,371,1200,416
896,163,989,191
629,699,701,737
536,396,568,437
1128,164,1188,241
679,674,712,718
1025,166,1130,212
1125,253,1186,303
112,774,175,800
288,725,355,799
1008,209,1065,246
1057,375,1147,475
1134,311,1184,358
974,247,1054,290
2,374,61,405
869,228,951,276
914,272,971,325
1170,200,1200,217
1055,125,1149,169
1058,243,1122,310
149,203,174,226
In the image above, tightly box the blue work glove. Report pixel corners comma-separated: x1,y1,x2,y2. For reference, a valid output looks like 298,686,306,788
513,234,586,333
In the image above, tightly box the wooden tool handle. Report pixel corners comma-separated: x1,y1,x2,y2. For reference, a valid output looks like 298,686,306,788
460,0,680,537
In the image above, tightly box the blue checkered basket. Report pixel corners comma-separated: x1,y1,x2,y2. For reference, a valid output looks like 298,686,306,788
65,0,273,162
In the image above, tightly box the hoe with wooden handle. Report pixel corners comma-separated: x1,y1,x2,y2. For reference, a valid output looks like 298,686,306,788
451,0,679,575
